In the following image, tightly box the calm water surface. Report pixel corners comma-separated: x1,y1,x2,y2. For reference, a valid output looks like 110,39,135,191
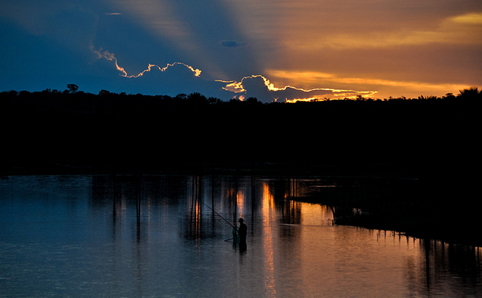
0,175,480,297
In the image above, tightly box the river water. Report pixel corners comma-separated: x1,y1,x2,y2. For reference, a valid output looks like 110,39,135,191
0,174,480,297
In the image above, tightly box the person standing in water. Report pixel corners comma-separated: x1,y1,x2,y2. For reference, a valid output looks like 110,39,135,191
238,218,247,251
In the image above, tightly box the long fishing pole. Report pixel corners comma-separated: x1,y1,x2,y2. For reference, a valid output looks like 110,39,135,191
203,203,237,230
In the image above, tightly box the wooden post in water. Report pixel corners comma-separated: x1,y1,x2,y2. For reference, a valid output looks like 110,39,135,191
251,174,255,223
191,176,196,218
232,184,237,250
112,174,118,221
136,174,142,242
235,174,239,226
136,174,141,220
211,174,215,222
198,175,202,226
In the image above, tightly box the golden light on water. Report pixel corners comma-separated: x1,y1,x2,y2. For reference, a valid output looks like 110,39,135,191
237,190,244,219
262,182,276,296
299,203,334,226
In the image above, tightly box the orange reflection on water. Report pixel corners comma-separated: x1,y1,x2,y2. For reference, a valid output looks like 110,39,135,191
237,190,245,219
299,203,334,226
262,182,276,296
188,176,203,241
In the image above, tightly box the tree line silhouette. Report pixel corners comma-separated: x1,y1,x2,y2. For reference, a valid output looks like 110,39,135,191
0,86,480,175
1,86,480,245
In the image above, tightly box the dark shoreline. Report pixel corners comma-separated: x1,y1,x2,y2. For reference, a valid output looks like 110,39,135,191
1,89,481,247
289,170,482,248
0,159,418,177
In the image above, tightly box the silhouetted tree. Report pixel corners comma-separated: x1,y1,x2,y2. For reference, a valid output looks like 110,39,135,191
187,92,207,102
99,90,110,96
246,97,259,105
175,93,187,100
417,95,438,101
67,84,79,93
208,97,221,104
444,93,456,100
458,87,481,100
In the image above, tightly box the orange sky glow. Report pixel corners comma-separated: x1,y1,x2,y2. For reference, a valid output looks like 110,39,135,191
105,0,482,100
1,0,480,101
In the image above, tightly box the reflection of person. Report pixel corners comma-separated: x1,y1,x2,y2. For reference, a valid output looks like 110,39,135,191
238,218,247,250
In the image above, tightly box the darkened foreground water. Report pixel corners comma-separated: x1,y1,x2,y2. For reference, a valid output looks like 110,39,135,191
0,175,481,297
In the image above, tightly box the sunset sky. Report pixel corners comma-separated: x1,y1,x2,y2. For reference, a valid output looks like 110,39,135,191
1,0,481,102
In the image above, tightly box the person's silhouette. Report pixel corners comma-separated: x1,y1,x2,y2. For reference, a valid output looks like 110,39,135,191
238,218,247,251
